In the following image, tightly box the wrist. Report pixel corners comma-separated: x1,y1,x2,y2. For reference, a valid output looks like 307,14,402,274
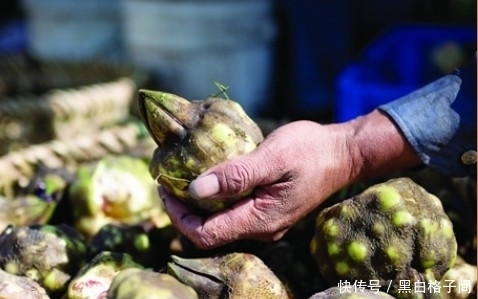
344,109,421,183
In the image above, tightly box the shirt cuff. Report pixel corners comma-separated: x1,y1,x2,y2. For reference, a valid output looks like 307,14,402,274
378,74,476,177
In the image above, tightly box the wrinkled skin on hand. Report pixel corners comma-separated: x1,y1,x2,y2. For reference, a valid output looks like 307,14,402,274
161,120,355,249
161,109,421,249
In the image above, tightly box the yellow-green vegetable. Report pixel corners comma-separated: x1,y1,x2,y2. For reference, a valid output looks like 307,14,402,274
439,256,477,299
0,268,50,299
308,286,395,298
108,268,198,299
0,167,72,232
138,90,264,212
69,155,164,238
311,178,458,299
88,224,155,268
167,252,292,299
0,224,87,296
64,251,143,299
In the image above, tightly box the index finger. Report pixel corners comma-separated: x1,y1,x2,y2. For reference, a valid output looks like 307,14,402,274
162,192,273,249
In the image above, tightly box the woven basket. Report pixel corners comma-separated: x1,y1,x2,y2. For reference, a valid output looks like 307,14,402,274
0,119,156,192
0,55,150,154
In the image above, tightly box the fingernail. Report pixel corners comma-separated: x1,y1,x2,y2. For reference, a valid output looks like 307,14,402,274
189,174,219,199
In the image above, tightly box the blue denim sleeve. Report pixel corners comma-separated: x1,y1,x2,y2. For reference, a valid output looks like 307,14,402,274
378,68,477,177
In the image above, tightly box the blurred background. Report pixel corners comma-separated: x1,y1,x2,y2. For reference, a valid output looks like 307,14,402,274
0,0,476,124
0,3,475,298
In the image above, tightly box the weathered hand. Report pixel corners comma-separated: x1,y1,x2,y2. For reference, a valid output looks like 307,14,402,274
161,120,355,249
162,110,420,249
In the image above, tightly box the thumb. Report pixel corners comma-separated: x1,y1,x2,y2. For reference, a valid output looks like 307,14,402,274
188,144,283,200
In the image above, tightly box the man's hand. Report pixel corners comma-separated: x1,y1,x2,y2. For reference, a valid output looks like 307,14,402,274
161,120,355,249
161,111,421,249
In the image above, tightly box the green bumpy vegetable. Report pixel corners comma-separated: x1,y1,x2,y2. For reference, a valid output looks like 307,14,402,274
107,268,198,299
308,286,395,299
0,224,88,296
0,268,50,299
0,167,72,232
167,252,292,299
69,155,164,238
138,90,264,212
310,178,458,299
88,223,155,268
439,256,477,299
64,251,143,299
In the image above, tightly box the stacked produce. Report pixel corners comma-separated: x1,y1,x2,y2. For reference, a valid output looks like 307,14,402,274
0,72,475,299
0,224,88,296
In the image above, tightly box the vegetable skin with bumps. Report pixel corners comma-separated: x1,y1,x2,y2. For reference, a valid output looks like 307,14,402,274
107,268,198,299
69,155,163,238
307,286,395,299
138,90,264,212
64,251,143,299
0,224,88,296
310,178,457,298
0,268,50,299
167,252,293,299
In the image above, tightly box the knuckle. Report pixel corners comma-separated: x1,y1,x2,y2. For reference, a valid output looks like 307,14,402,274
219,160,256,194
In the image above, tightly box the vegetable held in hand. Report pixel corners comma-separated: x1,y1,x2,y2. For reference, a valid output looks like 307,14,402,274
138,90,264,212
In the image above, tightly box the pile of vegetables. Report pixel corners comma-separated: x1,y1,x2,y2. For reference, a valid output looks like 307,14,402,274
0,81,475,299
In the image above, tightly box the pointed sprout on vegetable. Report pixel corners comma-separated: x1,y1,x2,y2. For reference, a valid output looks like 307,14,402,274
138,89,264,212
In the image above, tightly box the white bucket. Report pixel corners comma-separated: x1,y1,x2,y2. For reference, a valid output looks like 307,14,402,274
20,0,123,61
121,0,277,116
